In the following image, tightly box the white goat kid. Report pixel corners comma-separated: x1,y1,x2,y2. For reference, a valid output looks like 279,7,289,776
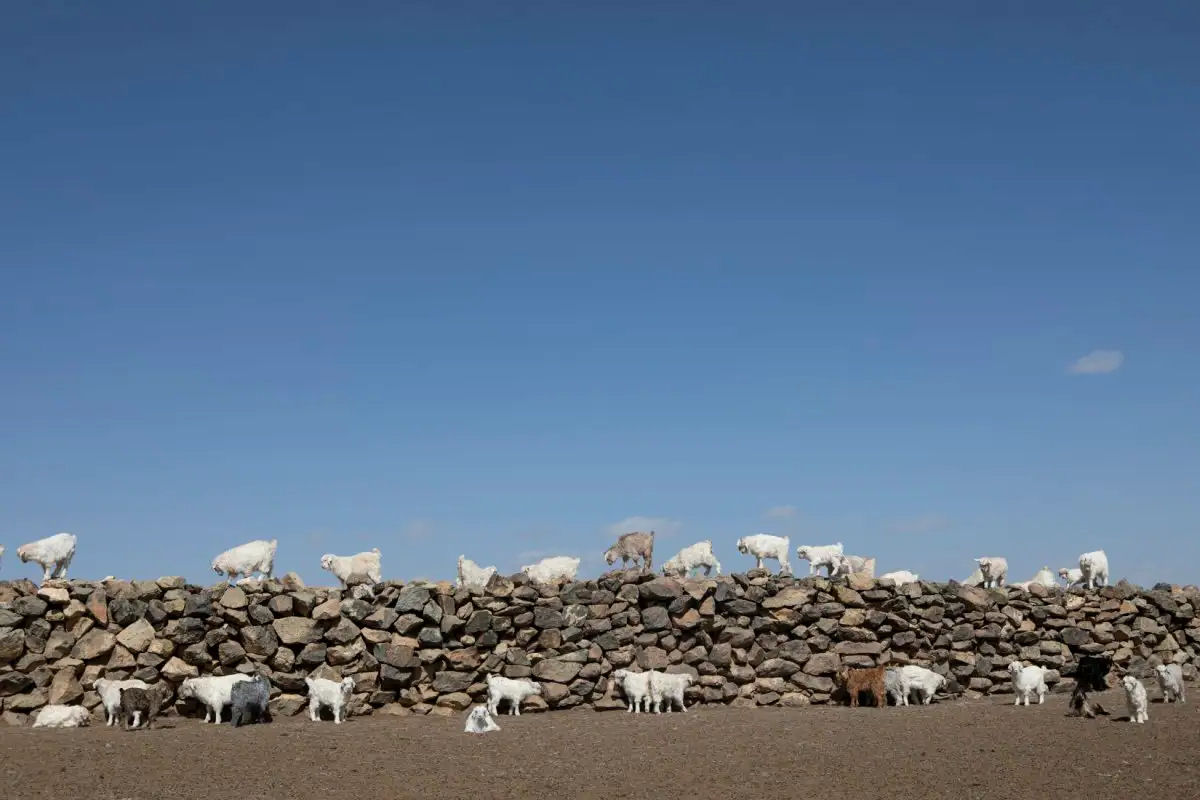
464,705,500,733
660,541,721,578
178,674,255,723
32,705,91,728
486,674,542,716
17,532,77,583
736,534,791,574
879,570,920,586
795,542,844,577
520,556,580,585
1058,567,1084,588
1079,550,1109,589
1008,662,1047,706
320,549,382,589
899,665,947,705
1123,675,1149,723
94,678,149,727
211,539,277,585
457,555,497,589
650,671,695,713
1155,663,1185,703
974,557,1008,588
1011,567,1058,592
612,669,652,713
305,676,355,723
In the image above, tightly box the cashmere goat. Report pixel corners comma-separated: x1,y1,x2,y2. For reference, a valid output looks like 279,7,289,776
178,674,254,723
660,540,721,578
974,557,1008,588
520,556,580,585
95,678,149,726
120,686,161,730
839,665,887,708
795,542,844,577
613,669,652,713
1008,662,1047,706
604,531,654,570
321,549,382,589
1123,675,1149,724
32,704,90,728
457,555,498,589
736,534,791,574
306,676,355,723
1155,663,1186,703
1078,550,1109,589
650,671,695,713
486,674,542,716
230,675,271,727
16,532,77,583
211,539,277,584
464,705,500,733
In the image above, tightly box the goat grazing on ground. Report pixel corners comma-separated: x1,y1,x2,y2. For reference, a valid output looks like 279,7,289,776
230,675,271,727
120,686,161,730
486,674,542,716
1074,655,1113,694
660,541,721,578
1155,663,1186,703
32,705,90,728
95,678,150,727
795,542,844,577
306,676,355,723
898,665,947,705
839,665,887,708
464,705,500,733
320,549,381,589
1008,662,1048,706
178,674,254,723
612,669,652,713
16,532,77,583
974,557,1008,588
1123,675,1149,724
457,555,497,589
650,671,695,713
211,539,277,584
736,534,791,574
604,531,654,570
1078,550,1109,589
520,556,580,585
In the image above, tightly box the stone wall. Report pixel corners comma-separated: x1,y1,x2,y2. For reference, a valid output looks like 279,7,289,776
1,570,1196,724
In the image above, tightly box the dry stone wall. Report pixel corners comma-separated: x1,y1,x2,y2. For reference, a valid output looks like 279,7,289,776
1,570,1197,724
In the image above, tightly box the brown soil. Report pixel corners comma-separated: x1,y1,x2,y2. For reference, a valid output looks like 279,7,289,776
3,691,1198,800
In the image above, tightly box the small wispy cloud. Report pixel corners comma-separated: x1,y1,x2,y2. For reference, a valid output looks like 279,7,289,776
403,519,435,542
1068,349,1124,375
764,505,798,520
890,513,951,535
606,516,683,539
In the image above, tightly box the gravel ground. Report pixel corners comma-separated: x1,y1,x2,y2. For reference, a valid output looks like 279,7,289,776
3,690,1198,800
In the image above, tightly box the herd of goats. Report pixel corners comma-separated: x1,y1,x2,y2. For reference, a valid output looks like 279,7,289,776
3,529,1181,732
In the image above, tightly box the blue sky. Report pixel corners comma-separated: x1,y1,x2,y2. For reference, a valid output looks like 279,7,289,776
2,2,1197,587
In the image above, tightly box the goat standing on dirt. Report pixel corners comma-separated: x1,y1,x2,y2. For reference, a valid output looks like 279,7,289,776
839,666,887,708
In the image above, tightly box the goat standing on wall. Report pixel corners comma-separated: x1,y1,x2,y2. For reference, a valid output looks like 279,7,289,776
604,531,654,570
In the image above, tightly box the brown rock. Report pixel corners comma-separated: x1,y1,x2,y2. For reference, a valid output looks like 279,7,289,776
272,617,322,645
71,630,116,661
116,619,155,653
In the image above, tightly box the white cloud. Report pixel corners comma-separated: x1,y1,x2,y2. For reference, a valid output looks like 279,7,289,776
890,513,950,535
764,505,799,520
1068,349,1124,375
606,516,683,539
402,519,435,541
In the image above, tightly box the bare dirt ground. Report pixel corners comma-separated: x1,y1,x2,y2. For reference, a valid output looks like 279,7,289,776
3,690,1198,800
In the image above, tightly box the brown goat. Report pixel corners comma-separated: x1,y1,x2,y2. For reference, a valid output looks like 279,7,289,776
839,665,887,708
604,531,654,570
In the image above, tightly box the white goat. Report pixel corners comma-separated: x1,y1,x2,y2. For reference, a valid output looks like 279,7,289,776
1058,567,1084,588
1008,662,1047,706
17,532,77,583
457,555,498,589
178,674,255,723
1123,675,1149,724
32,705,91,728
884,668,906,706
898,665,947,705
736,534,791,574
660,541,721,578
94,678,150,727
485,674,542,716
520,556,580,585
879,570,920,586
1079,550,1109,589
794,542,844,577
650,671,695,713
211,539,277,584
974,557,1008,588
320,549,381,589
962,568,985,587
839,555,876,578
612,669,652,713
1011,567,1058,592
1155,663,1185,703
464,705,500,733
305,676,355,723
